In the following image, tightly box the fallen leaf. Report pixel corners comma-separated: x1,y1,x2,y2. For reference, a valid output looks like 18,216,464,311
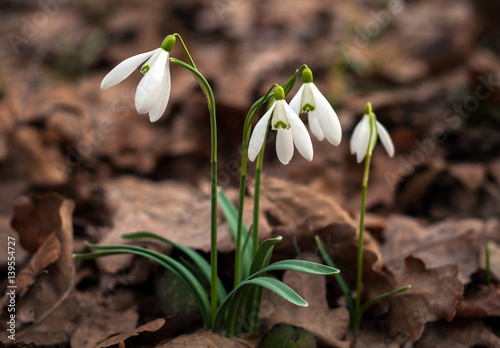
15,232,61,297
70,305,138,348
98,318,177,348
456,284,500,318
380,256,463,341
261,253,350,348
159,329,258,348
3,193,78,346
381,215,484,283
96,176,234,273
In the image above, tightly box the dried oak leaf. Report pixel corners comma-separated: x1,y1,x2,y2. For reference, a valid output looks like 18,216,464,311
15,232,61,297
98,318,178,348
96,176,234,273
159,329,258,348
456,284,500,318
261,253,350,348
381,215,484,283
416,319,500,348
70,305,139,348
380,256,463,341
8,193,78,346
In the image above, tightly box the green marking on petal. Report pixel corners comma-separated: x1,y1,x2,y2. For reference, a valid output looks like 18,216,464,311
301,103,315,112
141,65,150,74
273,121,289,129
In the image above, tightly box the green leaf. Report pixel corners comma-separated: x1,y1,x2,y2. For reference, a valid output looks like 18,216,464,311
252,259,339,278
213,277,307,336
122,231,227,302
249,236,282,275
217,189,253,279
75,243,212,327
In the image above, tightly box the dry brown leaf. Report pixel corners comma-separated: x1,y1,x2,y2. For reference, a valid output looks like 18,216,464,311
159,329,258,348
261,253,350,348
380,256,463,341
98,318,176,348
70,305,139,348
381,215,484,283
6,193,78,345
96,176,234,273
15,232,61,297
456,284,500,318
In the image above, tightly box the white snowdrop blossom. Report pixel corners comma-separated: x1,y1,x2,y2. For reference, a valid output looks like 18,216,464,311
100,35,176,122
289,68,342,146
248,86,313,165
350,110,395,163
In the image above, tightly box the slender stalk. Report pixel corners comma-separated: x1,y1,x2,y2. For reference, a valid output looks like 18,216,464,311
170,56,218,319
354,113,377,327
356,285,411,325
173,33,197,69
234,85,277,287
253,146,265,255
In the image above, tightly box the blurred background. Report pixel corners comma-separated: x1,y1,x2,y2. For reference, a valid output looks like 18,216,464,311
1,0,500,345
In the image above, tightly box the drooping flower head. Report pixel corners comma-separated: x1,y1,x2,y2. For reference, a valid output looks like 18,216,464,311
350,102,395,163
289,67,342,146
248,86,313,165
101,35,176,122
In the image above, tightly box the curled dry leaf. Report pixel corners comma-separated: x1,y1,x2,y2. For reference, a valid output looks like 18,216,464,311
456,284,500,318
381,215,484,283
416,319,500,348
96,176,234,273
261,253,350,348
4,193,78,346
380,256,463,341
15,232,61,297
159,329,258,348
98,318,178,348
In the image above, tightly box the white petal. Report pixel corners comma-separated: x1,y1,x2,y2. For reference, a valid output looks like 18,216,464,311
148,62,171,122
376,120,395,157
248,102,276,161
354,116,370,163
289,84,305,115
350,118,363,155
276,129,294,165
284,102,313,161
309,83,342,146
308,113,325,141
101,48,159,90
135,50,169,114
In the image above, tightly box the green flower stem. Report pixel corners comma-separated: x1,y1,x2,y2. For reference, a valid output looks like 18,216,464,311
173,33,197,69
315,236,354,319
234,85,277,287
356,285,411,327
354,112,377,327
170,57,218,319
253,145,265,255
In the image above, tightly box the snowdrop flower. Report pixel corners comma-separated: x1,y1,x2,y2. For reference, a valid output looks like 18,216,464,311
248,86,313,165
101,35,176,122
289,67,342,146
350,102,395,163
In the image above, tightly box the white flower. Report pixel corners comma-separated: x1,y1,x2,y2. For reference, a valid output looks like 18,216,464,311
248,92,313,165
290,82,342,146
350,114,395,163
101,38,174,122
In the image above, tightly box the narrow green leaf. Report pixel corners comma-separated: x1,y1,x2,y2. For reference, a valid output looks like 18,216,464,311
78,243,212,327
251,259,339,278
122,231,227,302
217,189,253,279
249,236,282,275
